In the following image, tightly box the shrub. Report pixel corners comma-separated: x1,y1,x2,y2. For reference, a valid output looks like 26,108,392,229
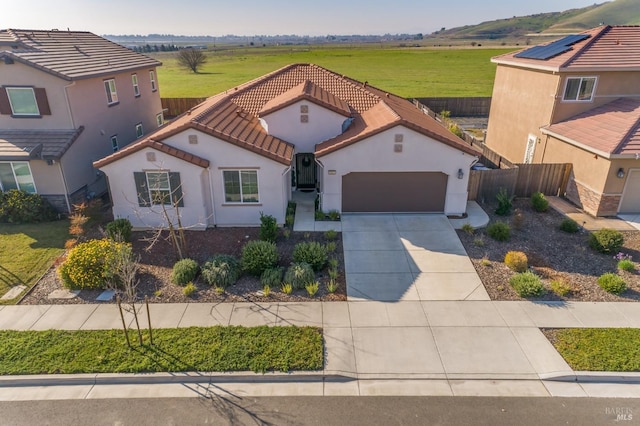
171,258,199,286
0,190,58,223
314,211,325,221
58,239,129,290
325,241,337,253
281,282,293,294
461,223,474,235
292,241,328,271
183,282,197,297
259,212,278,243
511,209,524,230
324,229,338,241
261,267,283,287
504,251,528,272
509,271,545,297
589,229,624,254
474,237,485,247
530,192,549,212
202,255,240,288
284,262,315,290
326,279,338,293
263,284,271,297
305,281,319,297
282,229,291,239
328,267,339,280
328,258,339,270
550,279,571,297
597,273,627,294
327,210,340,221
495,188,514,216
486,221,511,241
285,214,295,228
241,240,278,276
559,218,580,233
617,259,636,273
106,218,133,242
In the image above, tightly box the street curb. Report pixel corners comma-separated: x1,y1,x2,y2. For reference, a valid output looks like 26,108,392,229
542,371,640,384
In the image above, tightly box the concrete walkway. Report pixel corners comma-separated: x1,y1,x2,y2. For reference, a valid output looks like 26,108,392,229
1,300,640,399
292,191,341,232
548,196,639,231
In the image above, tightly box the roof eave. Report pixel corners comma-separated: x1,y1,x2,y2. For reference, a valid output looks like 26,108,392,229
492,58,561,73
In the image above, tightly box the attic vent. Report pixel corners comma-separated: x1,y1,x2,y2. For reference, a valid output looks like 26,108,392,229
394,144,403,153
188,135,198,144
300,105,309,113
394,134,404,143
3,57,14,65
146,152,156,162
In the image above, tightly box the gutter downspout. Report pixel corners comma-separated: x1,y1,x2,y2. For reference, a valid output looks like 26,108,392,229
57,161,72,213
281,165,292,221
63,81,76,129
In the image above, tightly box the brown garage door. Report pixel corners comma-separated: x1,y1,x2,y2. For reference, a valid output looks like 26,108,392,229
342,172,448,213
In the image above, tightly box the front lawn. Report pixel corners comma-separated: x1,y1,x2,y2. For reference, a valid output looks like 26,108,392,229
544,328,640,372
0,326,323,374
0,221,68,303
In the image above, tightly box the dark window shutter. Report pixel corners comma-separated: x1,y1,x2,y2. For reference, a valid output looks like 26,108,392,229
34,88,51,115
0,88,11,115
169,172,184,207
134,172,150,206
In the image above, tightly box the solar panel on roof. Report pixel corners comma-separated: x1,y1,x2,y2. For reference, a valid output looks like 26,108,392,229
514,34,590,60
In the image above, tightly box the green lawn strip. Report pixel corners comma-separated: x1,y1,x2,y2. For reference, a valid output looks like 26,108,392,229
0,221,68,302
546,328,640,372
0,326,323,374
154,47,511,98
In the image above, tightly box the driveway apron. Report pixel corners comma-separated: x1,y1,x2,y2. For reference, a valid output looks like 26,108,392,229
342,214,489,301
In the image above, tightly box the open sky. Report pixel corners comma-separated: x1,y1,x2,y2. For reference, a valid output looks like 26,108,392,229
3,0,603,36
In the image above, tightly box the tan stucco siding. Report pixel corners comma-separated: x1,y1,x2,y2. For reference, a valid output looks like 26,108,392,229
485,65,559,164
319,126,476,215
606,159,640,194
29,159,66,194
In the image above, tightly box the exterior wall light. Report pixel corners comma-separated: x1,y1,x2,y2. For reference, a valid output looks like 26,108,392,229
617,168,625,179
457,169,464,179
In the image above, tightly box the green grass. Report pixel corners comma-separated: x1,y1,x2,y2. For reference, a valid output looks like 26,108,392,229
0,326,323,374
0,221,68,303
153,47,510,98
548,328,640,372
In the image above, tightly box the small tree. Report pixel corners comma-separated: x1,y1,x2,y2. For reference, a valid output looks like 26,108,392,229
177,48,207,73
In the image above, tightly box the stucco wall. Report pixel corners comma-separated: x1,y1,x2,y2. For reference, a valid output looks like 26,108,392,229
261,100,346,152
318,126,476,215
485,65,559,164
29,159,66,195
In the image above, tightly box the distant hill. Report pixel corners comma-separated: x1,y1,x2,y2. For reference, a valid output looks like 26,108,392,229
430,0,640,40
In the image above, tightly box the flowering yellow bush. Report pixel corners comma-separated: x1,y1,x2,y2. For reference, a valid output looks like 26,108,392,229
504,251,528,273
58,238,130,290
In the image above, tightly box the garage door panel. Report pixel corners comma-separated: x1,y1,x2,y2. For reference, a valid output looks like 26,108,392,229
342,172,447,213
619,169,640,213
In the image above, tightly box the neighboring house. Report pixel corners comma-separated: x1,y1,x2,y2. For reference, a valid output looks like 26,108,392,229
485,25,640,216
94,64,478,229
0,29,163,212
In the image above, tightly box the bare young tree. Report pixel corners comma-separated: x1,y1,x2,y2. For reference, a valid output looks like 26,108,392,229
177,48,207,73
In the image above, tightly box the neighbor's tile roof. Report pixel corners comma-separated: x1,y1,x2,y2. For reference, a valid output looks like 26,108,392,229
492,26,640,72
95,63,477,167
0,127,84,160
0,29,160,80
93,139,209,169
541,98,640,156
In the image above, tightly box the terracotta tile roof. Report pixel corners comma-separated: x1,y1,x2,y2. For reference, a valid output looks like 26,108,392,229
0,127,83,160
542,98,640,157
492,26,640,71
93,139,209,169
0,29,160,80
259,80,351,117
96,63,477,167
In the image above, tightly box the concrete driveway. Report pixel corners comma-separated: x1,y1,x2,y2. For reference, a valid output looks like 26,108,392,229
342,214,489,301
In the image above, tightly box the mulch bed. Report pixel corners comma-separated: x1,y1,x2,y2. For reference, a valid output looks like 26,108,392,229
457,198,640,302
21,227,346,305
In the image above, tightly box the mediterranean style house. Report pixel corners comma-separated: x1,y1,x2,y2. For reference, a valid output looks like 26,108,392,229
94,64,479,229
485,25,640,216
0,29,163,212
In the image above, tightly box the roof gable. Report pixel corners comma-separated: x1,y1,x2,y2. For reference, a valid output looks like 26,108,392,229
93,139,209,169
259,80,351,117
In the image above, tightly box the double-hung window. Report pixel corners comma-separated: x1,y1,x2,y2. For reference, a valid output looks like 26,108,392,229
156,113,164,127
0,162,36,193
563,77,597,101
223,170,259,203
135,123,144,138
110,135,119,152
134,171,183,207
104,79,118,105
132,74,140,97
146,171,171,205
6,87,39,116
149,70,157,92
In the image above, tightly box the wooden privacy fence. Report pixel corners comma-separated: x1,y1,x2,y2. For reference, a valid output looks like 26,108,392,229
414,97,491,117
162,98,207,118
468,163,572,202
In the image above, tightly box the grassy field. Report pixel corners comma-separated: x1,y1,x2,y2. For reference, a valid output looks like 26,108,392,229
547,328,640,371
0,326,323,374
0,221,68,303
153,46,512,98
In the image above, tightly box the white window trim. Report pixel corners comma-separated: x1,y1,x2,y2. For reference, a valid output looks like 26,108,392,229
132,74,140,97
104,79,118,105
222,170,260,204
6,87,39,116
149,70,157,92
0,161,37,193
145,171,172,205
562,76,597,102
156,113,164,127
135,123,144,139
110,135,119,152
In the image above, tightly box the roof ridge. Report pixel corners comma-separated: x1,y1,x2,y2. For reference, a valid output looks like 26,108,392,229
611,98,640,154
560,25,610,68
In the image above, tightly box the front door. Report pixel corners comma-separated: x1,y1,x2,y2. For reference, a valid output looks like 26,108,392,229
296,153,316,190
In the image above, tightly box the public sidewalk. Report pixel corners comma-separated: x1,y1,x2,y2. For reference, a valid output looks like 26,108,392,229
1,300,640,399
